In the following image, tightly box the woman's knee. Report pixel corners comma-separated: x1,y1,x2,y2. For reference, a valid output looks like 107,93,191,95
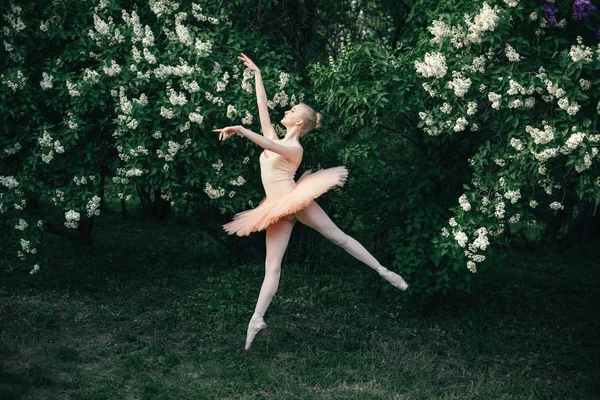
265,257,282,273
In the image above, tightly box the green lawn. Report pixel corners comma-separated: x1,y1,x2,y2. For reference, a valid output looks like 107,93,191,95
1,208,598,399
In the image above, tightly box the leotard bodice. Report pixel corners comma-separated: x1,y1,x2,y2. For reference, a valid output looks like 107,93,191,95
259,145,302,201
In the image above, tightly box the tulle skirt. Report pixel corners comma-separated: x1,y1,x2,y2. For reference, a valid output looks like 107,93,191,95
223,166,348,236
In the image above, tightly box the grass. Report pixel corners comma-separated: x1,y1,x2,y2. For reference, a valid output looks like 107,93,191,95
0,207,599,399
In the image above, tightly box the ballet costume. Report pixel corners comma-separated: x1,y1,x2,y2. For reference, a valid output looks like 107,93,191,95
222,140,408,349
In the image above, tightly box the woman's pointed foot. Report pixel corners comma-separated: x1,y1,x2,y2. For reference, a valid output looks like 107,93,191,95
376,265,409,291
245,317,268,350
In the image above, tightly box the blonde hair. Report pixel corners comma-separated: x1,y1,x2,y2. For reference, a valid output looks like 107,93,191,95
298,103,323,135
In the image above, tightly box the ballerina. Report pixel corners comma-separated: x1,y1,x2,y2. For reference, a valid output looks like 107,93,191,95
213,53,408,350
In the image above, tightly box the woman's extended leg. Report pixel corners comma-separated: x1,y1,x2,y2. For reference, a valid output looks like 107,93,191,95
246,217,296,350
294,201,408,290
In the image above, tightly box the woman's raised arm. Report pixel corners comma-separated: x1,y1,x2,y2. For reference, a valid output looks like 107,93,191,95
238,53,278,141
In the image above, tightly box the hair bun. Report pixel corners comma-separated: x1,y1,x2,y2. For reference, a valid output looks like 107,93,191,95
315,113,323,129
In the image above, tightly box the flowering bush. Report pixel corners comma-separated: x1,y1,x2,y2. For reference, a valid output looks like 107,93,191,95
310,0,599,298
0,0,305,274
415,0,599,277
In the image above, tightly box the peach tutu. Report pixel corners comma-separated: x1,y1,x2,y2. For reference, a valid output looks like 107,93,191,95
223,146,348,236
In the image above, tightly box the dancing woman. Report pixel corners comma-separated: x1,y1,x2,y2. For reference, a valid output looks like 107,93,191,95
214,53,408,350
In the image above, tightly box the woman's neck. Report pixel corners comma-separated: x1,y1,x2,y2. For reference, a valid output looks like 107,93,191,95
282,126,303,143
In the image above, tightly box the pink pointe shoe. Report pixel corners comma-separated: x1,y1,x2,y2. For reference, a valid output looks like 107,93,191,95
245,317,268,350
376,265,409,291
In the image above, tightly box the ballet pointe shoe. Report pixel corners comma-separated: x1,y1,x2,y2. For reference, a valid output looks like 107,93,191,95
376,265,409,291
245,317,267,350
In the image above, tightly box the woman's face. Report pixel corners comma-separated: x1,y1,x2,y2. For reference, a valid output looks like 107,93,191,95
281,105,304,128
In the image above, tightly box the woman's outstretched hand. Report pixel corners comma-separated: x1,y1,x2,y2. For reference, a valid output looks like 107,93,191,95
214,125,242,142
237,53,259,72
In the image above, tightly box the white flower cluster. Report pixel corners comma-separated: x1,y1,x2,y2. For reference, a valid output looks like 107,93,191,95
526,124,555,145
143,47,157,64
126,145,149,158
73,175,95,186
440,103,452,114
454,230,468,247
418,111,440,136
579,79,591,91
149,0,180,18
14,218,28,231
169,89,187,106
557,97,580,116
569,36,593,63
242,111,253,125
494,158,506,167
40,72,53,90
428,20,452,44
447,71,471,98
37,129,63,163
454,117,468,132
549,201,564,210
272,91,290,108
212,159,223,172
204,91,225,106
65,210,80,229
160,106,176,119
125,168,144,177
503,189,521,204
241,68,254,93
1,70,27,92
243,156,250,164
3,141,22,156
488,92,502,109
86,195,101,217
279,72,290,89
415,52,447,79
422,82,437,97
83,68,100,85
191,3,219,24
103,59,122,76
468,229,490,257
117,192,132,201
4,4,25,31
181,80,200,93
174,12,193,46
217,71,230,92
560,131,585,155
229,176,246,186
227,104,238,120
20,238,37,255
466,102,478,115
165,140,181,161
532,147,559,162
505,43,520,62
459,194,471,211
204,183,225,199
504,0,519,7
464,2,500,45
153,130,162,139
575,152,593,173
195,38,212,57
495,201,505,219
507,78,535,96
189,107,204,125
51,189,65,206
510,137,524,151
